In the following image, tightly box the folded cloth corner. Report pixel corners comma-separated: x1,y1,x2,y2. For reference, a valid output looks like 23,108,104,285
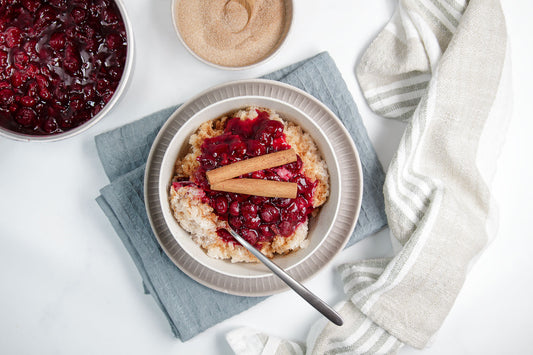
95,51,387,341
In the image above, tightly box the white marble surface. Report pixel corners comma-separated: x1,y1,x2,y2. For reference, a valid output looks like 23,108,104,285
1,1,532,354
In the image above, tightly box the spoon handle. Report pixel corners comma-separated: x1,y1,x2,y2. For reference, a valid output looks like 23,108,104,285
229,229,343,326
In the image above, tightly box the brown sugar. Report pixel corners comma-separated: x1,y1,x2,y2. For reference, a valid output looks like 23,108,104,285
175,0,289,67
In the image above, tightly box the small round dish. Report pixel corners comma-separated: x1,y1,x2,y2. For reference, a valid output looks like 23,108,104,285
171,0,293,70
145,79,363,296
0,0,135,142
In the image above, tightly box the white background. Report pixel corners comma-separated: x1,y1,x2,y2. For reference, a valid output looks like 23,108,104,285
1,0,532,354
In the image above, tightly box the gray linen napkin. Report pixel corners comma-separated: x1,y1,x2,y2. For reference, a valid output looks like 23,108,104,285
226,1,510,354
95,52,387,341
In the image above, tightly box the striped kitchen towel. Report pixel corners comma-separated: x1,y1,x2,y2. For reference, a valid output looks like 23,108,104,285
226,0,511,353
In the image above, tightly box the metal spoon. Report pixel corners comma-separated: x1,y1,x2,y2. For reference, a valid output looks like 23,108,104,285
228,228,343,326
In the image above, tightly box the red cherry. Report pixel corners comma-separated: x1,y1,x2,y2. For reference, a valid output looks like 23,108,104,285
250,170,265,179
229,215,243,229
20,96,37,107
80,86,94,101
5,27,22,48
0,50,7,66
255,119,283,143
22,0,41,13
107,66,123,80
273,198,291,208
0,88,14,106
71,7,87,24
13,50,29,69
35,6,57,28
58,116,72,129
26,82,39,97
243,216,260,229
35,74,49,89
229,201,240,216
278,221,295,237
214,196,228,215
257,225,274,239
8,103,19,113
38,88,52,100
48,0,67,9
282,202,300,223
199,156,217,170
247,140,267,156
84,38,98,53
295,176,309,193
240,202,258,219
73,109,91,124
105,33,122,50
250,196,267,205
42,117,58,133
63,45,81,73
216,229,233,243
49,32,66,51
25,63,39,77
239,228,258,245
295,197,308,209
11,71,27,88
259,204,280,223
229,141,246,158
15,107,37,126
96,78,110,94
69,93,84,110
54,86,68,103
286,155,303,173
101,8,119,25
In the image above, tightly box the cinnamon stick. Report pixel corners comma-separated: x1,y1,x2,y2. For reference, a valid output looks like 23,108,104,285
206,148,297,186
211,179,297,198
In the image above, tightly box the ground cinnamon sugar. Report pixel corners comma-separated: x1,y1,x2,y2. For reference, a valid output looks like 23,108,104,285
175,0,289,67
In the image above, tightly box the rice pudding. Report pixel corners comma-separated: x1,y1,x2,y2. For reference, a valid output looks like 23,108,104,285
169,106,329,262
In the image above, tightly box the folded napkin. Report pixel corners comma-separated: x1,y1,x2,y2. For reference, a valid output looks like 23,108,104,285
95,52,387,341
227,0,511,353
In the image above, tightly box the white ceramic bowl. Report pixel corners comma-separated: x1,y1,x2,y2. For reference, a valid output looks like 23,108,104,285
0,0,135,142
171,0,293,70
157,96,341,278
